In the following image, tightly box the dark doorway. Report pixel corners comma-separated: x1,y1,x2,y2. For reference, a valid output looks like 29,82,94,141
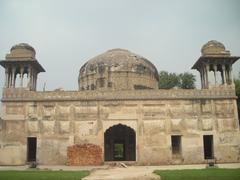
171,135,181,155
27,137,37,162
203,135,214,159
104,124,136,161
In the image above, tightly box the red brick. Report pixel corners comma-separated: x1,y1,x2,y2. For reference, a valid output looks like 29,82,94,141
67,143,103,166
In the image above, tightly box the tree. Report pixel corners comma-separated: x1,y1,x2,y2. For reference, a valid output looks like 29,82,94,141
179,72,196,89
234,72,240,120
158,71,180,89
158,71,196,89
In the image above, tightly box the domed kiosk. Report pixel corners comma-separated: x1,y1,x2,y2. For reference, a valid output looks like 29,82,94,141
192,40,239,89
78,48,159,91
0,43,45,90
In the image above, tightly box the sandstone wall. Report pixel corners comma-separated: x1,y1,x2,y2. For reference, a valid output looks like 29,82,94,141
0,88,239,165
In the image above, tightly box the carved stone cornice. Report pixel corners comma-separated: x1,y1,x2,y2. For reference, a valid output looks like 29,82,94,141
1,87,237,102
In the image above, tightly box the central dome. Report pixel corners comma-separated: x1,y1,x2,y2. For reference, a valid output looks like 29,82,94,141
78,49,159,91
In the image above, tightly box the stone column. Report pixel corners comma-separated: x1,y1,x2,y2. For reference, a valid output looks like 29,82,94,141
206,64,210,88
27,66,32,89
7,70,10,88
229,65,234,85
201,67,206,89
20,66,24,87
222,65,227,85
32,72,37,90
9,69,12,88
225,65,230,84
30,69,34,90
200,71,203,89
5,68,9,88
11,67,16,87
213,64,218,85
35,73,38,90
32,73,35,90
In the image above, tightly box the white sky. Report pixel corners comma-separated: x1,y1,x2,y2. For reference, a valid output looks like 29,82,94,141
0,0,240,93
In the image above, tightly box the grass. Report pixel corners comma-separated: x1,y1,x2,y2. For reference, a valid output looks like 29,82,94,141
0,170,90,180
154,168,240,180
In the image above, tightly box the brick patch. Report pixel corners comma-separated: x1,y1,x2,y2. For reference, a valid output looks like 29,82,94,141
67,143,103,166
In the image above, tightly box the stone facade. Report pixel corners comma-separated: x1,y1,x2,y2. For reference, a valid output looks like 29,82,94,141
0,41,240,166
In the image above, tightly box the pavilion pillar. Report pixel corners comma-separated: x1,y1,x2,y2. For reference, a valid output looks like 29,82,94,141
229,65,234,85
213,64,217,85
27,66,32,89
20,66,24,87
202,67,206,89
200,70,204,89
225,65,230,84
222,65,227,85
11,67,16,87
5,68,9,88
205,64,210,88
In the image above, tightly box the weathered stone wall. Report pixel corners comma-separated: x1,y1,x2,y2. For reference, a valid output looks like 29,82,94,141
79,70,158,91
67,144,103,165
0,88,239,165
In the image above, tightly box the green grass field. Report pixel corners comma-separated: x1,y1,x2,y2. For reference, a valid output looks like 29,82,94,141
154,168,240,180
0,170,90,180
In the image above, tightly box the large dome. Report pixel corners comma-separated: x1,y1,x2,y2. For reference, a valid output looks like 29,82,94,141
78,49,159,91
80,48,158,78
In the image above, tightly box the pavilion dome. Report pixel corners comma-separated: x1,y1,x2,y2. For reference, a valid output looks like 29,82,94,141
201,40,230,56
6,43,36,60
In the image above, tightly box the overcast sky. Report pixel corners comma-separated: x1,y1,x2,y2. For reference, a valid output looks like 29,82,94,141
0,0,240,93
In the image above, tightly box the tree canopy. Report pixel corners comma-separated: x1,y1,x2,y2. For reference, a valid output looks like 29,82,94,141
158,71,180,89
234,72,240,120
179,72,196,89
158,71,196,89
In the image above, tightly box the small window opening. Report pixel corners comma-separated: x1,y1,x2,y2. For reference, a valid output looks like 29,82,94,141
171,135,181,155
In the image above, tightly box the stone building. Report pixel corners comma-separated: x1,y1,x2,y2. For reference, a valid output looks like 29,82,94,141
0,40,239,165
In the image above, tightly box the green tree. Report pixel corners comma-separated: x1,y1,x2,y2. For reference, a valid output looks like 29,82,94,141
158,71,180,89
158,71,195,89
234,72,240,120
179,72,196,89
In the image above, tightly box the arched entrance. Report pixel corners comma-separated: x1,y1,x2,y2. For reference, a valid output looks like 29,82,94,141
104,124,136,161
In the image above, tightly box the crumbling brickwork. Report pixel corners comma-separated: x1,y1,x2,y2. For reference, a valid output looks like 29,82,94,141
67,144,103,166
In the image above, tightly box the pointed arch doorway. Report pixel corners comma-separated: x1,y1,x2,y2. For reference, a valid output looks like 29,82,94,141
104,124,136,161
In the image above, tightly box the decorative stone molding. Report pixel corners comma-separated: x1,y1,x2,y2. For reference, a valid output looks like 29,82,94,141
2,88,237,102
